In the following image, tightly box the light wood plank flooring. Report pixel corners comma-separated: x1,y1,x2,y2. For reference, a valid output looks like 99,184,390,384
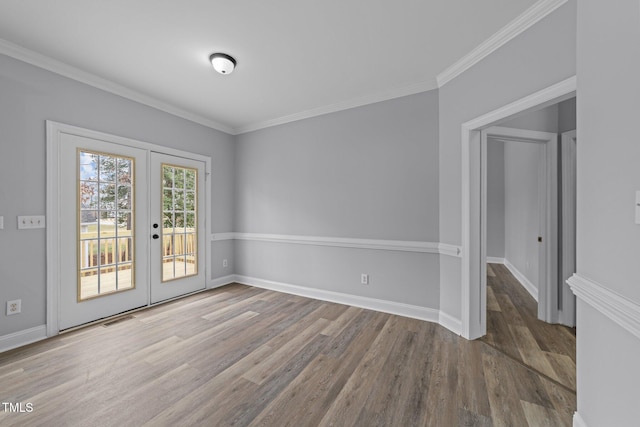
0,279,575,426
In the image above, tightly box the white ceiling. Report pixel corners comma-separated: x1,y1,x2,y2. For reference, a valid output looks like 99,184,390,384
0,0,538,134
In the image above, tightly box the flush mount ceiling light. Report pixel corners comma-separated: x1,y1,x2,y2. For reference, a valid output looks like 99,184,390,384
210,53,236,75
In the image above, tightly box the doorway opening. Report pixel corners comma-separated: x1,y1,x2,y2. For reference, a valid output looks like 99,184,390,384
461,80,578,394
460,76,576,340
484,126,559,324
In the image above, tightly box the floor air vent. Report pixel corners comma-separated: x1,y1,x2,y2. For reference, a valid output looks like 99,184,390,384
103,315,134,327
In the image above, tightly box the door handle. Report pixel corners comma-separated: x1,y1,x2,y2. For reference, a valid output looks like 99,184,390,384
153,223,159,229
152,234,159,239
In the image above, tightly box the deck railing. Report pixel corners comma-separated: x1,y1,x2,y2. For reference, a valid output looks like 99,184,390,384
79,228,196,276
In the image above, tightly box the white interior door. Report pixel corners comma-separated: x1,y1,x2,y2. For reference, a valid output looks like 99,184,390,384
59,133,149,330
150,152,206,303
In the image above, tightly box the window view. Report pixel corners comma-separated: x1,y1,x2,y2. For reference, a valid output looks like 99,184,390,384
78,150,135,300
162,164,198,281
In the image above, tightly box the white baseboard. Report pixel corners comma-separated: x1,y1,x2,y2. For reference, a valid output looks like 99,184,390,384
439,311,462,335
232,274,458,332
573,412,588,427
0,325,47,354
209,274,236,289
504,258,538,301
487,257,505,264
2,275,463,353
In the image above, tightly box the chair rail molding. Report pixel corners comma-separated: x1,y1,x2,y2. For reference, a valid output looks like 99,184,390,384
567,274,640,341
230,232,462,256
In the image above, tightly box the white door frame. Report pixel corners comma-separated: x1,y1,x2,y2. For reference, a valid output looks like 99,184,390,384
483,126,558,323
559,130,577,327
460,76,576,340
46,121,212,337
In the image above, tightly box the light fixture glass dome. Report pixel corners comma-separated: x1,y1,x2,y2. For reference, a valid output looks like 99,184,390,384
210,53,236,75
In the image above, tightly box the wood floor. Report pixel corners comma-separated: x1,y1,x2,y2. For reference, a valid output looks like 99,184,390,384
483,263,576,393
0,270,576,426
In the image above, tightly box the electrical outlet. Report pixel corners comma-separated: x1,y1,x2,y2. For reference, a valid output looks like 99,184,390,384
7,299,21,315
361,274,369,285
223,259,228,268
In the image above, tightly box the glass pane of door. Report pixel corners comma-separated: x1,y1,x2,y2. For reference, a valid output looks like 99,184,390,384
78,150,135,300
161,164,198,281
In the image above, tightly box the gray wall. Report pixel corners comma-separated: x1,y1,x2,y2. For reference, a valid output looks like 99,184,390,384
438,0,576,319
486,139,505,258
235,91,441,307
504,141,541,289
576,0,640,424
558,97,576,133
0,54,235,337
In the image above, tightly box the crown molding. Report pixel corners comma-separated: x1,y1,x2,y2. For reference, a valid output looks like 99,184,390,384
567,274,640,341
234,79,438,135
1,0,569,137
437,0,568,88
0,36,436,136
0,38,235,135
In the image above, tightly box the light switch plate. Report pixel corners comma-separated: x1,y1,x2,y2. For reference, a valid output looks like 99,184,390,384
636,192,640,225
17,215,45,229
0,216,3,229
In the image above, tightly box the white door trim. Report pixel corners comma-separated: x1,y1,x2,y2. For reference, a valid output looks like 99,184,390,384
460,76,576,339
484,127,558,323
560,130,577,327
46,121,212,337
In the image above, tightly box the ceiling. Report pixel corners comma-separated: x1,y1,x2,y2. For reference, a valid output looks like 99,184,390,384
0,0,538,134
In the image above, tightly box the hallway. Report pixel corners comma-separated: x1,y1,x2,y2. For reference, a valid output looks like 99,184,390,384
482,263,576,392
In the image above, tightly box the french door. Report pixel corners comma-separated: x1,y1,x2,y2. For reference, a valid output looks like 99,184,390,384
150,152,205,303
57,131,206,330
